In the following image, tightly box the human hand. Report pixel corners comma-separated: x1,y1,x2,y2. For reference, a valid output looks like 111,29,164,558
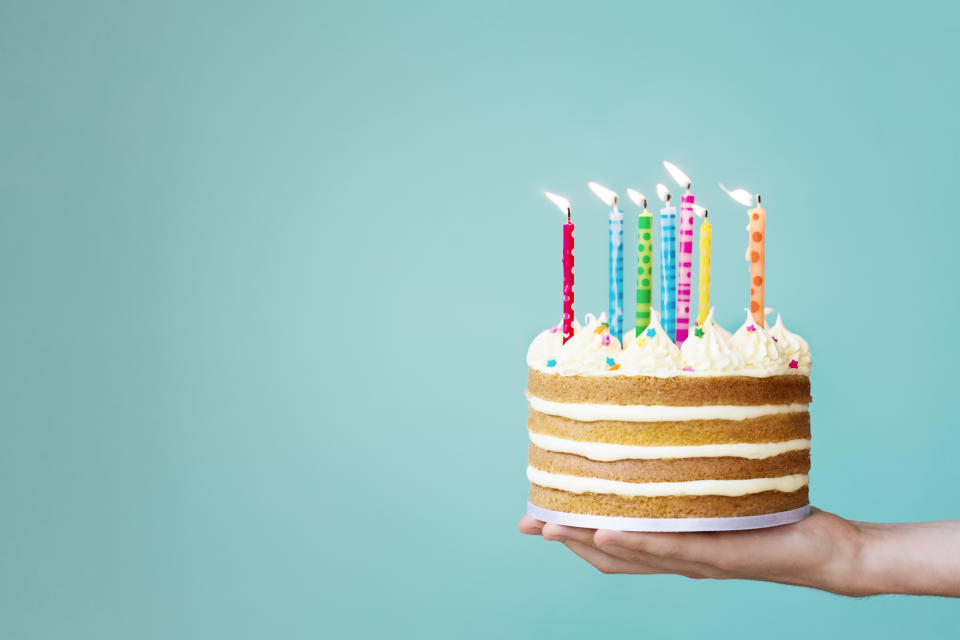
519,509,960,597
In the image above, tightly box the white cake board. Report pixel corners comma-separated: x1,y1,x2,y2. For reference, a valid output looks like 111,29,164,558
527,502,810,532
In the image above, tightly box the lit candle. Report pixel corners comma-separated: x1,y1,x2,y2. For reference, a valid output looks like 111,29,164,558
693,205,711,327
720,184,765,327
588,182,623,343
627,188,652,335
656,183,677,340
545,191,575,343
664,161,694,345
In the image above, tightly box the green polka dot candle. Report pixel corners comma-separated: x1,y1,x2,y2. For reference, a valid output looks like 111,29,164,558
627,188,653,334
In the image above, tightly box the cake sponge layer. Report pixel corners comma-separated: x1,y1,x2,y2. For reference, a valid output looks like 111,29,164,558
530,484,808,518
528,410,810,446
528,370,811,406
528,444,809,482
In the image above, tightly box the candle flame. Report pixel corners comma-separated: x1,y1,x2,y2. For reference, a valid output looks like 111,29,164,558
544,191,571,214
663,161,691,189
691,204,707,218
587,182,618,207
656,183,670,203
719,183,756,207
626,188,646,208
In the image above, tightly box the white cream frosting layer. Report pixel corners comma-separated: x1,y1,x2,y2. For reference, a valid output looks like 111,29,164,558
527,466,809,497
528,431,811,461
527,395,809,422
527,308,811,377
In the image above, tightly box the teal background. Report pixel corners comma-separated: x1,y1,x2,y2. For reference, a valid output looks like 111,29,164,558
2,1,958,637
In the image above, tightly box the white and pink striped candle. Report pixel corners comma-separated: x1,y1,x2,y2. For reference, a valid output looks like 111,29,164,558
664,162,695,345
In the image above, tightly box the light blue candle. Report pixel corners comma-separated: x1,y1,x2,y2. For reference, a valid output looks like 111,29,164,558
588,182,624,343
658,187,677,340
608,203,624,343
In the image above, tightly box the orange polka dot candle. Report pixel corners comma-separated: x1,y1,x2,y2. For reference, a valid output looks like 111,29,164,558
720,184,765,327
627,188,652,334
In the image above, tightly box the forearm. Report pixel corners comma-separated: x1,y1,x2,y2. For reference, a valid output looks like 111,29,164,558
853,520,960,597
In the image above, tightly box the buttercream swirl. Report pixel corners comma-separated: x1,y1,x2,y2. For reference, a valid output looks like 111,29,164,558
680,308,746,373
707,307,733,340
619,311,681,374
730,309,786,370
768,313,812,374
553,313,622,375
526,320,581,371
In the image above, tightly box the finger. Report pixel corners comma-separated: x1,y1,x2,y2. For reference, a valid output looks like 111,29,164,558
518,514,545,536
591,530,719,577
541,523,597,544
594,529,743,574
562,540,657,575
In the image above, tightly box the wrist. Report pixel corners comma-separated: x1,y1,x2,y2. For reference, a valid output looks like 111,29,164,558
852,520,960,597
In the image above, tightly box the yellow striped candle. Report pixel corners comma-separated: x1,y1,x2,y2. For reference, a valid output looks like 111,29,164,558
697,212,712,327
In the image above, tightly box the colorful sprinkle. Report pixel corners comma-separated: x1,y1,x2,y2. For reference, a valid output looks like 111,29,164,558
694,327,704,338
602,335,611,347
546,359,556,367
605,357,615,367
789,359,799,369
645,328,656,338
594,325,606,335
608,363,621,371
635,337,647,348
549,325,559,334
682,367,695,372
772,337,778,343
747,325,757,332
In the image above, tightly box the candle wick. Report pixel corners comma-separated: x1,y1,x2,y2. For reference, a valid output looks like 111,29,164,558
643,199,647,211
704,211,708,219
566,208,571,221
756,194,762,206
686,183,691,193
666,193,672,204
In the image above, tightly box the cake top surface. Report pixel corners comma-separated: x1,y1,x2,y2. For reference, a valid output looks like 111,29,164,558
527,310,810,378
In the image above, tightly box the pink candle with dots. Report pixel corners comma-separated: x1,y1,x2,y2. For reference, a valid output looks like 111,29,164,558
545,192,575,343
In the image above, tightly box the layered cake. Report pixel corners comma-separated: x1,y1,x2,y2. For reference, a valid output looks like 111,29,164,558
525,309,812,531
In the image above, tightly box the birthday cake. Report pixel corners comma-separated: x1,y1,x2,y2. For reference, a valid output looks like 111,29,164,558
525,310,811,530
526,168,810,531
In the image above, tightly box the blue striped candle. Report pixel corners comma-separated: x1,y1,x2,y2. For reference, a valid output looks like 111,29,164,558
659,197,677,340
608,205,624,343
